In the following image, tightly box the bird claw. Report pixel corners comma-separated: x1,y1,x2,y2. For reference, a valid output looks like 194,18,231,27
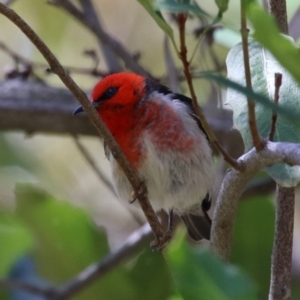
150,230,173,252
128,181,146,204
129,191,137,204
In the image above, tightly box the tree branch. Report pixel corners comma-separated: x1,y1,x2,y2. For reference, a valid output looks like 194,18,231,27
50,224,152,300
0,224,152,300
0,79,235,146
267,3,294,300
269,186,294,300
0,3,165,247
211,141,300,260
48,0,150,77
240,0,264,150
78,0,122,73
177,13,242,170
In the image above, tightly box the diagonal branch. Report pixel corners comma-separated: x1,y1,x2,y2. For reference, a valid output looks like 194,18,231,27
48,0,150,77
78,0,122,72
0,224,152,300
0,3,165,246
177,13,242,170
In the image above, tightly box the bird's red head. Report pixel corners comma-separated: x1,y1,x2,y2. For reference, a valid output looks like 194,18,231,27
91,72,146,133
91,73,147,166
92,72,145,108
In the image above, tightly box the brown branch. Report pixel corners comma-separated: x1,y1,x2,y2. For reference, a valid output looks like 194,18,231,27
48,0,150,77
177,13,242,171
72,136,116,195
78,0,122,73
268,73,282,141
267,3,294,300
240,0,265,151
269,186,294,300
0,41,108,77
268,0,289,34
0,79,235,143
0,4,165,246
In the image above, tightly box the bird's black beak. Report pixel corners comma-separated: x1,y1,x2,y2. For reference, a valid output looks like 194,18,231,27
73,102,100,116
73,106,84,116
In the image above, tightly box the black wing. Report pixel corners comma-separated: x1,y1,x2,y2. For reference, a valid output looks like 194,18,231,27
145,79,210,142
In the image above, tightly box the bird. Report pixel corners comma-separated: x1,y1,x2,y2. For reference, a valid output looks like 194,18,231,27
74,72,214,241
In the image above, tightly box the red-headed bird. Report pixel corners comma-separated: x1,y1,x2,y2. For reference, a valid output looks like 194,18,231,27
74,73,214,241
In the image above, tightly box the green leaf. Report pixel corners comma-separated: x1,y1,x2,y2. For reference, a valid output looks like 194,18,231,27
247,4,300,84
13,183,174,300
0,213,33,277
129,248,173,300
167,233,257,300
214,0,229,15
231,195,275,299
200,72,300,121
14,184,133,300
155,1,210,17
137,0,178,51
226,40,300,187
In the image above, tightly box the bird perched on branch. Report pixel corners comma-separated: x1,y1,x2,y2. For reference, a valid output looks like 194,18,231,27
74,73,214,241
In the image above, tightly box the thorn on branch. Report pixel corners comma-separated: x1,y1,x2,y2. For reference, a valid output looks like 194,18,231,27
268,72,282,141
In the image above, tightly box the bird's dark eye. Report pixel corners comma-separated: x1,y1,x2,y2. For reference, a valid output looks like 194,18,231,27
99,87,118,101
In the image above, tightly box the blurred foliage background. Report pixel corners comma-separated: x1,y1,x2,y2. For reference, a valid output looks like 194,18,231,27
0,0,300,299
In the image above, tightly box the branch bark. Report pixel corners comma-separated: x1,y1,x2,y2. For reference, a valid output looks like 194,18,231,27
211,141,300,260
48,0,150,77
0,79,236,144
269,186,294,300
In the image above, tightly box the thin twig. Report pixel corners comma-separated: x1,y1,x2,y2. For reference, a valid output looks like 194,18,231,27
48,0,150,77
0,41,108,77
240,0,265,151
72,136,116,195
177,13,242,170
0,4,165,246
269,186,294,300
268,73,282,141
78,0,122,73
211,141,300,260
0,224,152,300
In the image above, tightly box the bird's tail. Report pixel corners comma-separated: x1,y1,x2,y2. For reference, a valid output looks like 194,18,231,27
181,212,212,241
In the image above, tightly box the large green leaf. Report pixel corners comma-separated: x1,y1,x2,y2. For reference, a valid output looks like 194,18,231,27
226,40,300,187
14,184,133,300
231,195,275,299
167,233,257,300
247,4,300,84
14,184,174,300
